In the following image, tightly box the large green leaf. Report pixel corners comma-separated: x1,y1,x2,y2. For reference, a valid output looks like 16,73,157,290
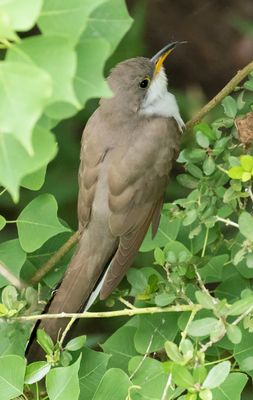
0,0,42,32
78,347,110,400
140,215,181,252
211,373,248,400
0,355,26,400
234,329,253,377
92,368,131,400
0,321,32,357
46,356,81,400
134,313,179,354
7,35,81,119
129,357,176,400
0,62,52,153
75,38,111,105
202,361,231,389
17,194,70,252
101,325,138,372
81,0,133,54
0,126,57,201
38,0,105,44
0,239,26,288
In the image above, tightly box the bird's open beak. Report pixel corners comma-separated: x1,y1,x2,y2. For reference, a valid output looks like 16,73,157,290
151,41,187,75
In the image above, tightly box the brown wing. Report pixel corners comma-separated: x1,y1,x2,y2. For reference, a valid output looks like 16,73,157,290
100,117,180,299
78,110,109,231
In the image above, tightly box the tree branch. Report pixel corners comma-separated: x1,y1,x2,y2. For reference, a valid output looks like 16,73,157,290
185,59,253,130
0,262,27,290
13,304,202,322
29,231,79,284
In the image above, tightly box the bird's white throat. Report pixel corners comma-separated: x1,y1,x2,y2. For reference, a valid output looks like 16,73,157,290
139,67,184,131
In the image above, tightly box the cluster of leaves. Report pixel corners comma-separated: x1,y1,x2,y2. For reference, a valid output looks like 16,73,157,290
1,1,253,400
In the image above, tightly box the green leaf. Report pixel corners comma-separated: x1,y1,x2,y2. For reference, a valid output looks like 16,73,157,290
195,291,214,310
1,285,18,310
177,174,199,189
165,341,184,363
222,96,237,118
171,364,195,388
0,0,42,31
134,314,178,354
0,355,26,400
183,209,198,226
155,293,175,307
0,215,6,231
154,247,165,266
92,368,131,400
82,0,133,54
38,0,105,44
187,163,203,179
235,330,253,377
199,389,212,400
246,253,253,268
65,335,86,352
188,318,219,337
0,126,57,202
212,373,248,400
228,166,244,180
244,79,253,91
78,347,110,400
226,325,242,344
7,35,81,119
196,131,210,148
36,329,54,355
75,38,111,105
203,156,215,176
17,194,70,252
0,239,26,288
129,356,177,399
238,212,253,241
25,361,51,384
101,325,138,371
240,356,253,372
202,361,230,389
240,155,253,172
0,62,52,153
46,356,81,400
140,214,180,252
21,166,47,191
164,241,192,263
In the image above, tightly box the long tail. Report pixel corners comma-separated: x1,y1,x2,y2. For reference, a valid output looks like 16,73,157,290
27,228,116,361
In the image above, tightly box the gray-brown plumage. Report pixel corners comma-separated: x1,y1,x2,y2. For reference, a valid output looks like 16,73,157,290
28,43,184,358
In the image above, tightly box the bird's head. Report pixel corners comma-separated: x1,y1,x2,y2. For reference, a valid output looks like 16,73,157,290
100,42,186,117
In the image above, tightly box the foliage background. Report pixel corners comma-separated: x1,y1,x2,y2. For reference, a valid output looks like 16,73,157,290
0,1,253,399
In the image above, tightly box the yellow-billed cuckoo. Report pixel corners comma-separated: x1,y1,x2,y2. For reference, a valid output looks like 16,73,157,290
30,42,185,354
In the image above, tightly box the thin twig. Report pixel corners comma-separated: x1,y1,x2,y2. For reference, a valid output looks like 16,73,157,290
130,326,159,380
12,304,202,322
179,308,198,349
232,304,253,326
185,59,253,130
59,317,76,348
161,374,172,400
29,231,79,284
118,297,136,309
0,262,27,290
215,216,239,229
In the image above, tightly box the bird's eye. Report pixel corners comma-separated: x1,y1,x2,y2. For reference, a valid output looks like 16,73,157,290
139,77,150,89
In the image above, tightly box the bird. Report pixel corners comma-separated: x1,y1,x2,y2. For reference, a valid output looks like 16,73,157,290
28,42,185,357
